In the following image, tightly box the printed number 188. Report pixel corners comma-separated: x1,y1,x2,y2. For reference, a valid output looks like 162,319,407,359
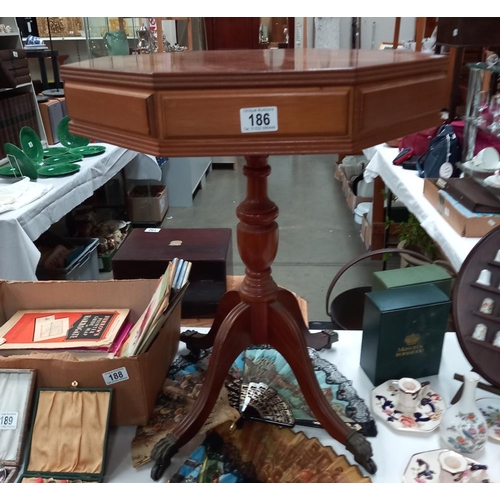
108,372,123,382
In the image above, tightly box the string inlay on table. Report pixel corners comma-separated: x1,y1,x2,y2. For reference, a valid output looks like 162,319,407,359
61,49,448,481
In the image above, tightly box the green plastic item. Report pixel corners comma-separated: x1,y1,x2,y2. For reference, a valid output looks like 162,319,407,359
43,153,83,166
37,164,80,177
57,116,90,148
0,165,21,177
43,147,70,157
4,143,38,180
70,145,106,157
19,127,44,165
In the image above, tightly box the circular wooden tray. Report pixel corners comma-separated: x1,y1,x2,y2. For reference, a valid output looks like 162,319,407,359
453,226,500,388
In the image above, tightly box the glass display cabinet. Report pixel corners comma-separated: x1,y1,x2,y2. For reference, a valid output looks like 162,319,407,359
83,17,143,59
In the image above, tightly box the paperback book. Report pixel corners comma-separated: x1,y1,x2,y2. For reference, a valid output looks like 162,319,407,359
0,309,130,352
119,257,192,357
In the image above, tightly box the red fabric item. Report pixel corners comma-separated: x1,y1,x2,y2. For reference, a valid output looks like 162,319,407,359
451,120,500,156
398,125,441,155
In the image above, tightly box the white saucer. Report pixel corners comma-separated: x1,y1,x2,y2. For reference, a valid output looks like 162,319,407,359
477,397,500,443
403,449,491,483
462,160,500,173
371,379,445,433
484,175,500,189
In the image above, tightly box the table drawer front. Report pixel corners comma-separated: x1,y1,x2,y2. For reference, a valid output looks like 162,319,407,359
160,87,352,139
64,83,156,136
356,74,447,135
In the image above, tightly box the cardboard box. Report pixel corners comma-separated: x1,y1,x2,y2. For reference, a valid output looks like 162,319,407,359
372,264,452,297
0,279,181,427
334,163,343,182
128,185,168,223
423,179,500,237
360,283,450,386
341,171,372,212
38,99,63,145
423,178,442,209
360,213,372,250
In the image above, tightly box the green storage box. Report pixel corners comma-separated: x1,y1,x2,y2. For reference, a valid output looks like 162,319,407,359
372,264,452,297
360,283,450,386
20,388,112,483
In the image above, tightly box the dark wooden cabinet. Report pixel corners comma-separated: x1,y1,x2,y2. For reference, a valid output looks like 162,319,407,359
436,18,500,47
112,228,233,318
205,18,261,50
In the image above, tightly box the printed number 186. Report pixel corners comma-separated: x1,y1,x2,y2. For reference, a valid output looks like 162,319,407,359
248,113,270,127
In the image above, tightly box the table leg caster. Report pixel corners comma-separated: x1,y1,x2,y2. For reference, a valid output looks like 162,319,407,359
346,432,377,475
150,434,179,481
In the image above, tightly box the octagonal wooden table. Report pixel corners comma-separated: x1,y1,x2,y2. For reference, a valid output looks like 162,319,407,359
61,49,448,481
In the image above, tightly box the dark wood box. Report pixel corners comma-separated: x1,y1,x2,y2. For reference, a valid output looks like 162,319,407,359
112,228,233,318
436,18,500,47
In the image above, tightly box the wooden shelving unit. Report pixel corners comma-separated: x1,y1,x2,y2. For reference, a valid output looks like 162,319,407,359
0,17,47,163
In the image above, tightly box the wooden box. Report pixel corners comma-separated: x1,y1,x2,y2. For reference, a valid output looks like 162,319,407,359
360,284,450,386
20,388,112,483
372,264,452,297
436,18,500,47
0,369,36,483
112,228,233,318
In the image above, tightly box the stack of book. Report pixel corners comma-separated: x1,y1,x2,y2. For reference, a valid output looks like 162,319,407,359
0,258,191,360
0,92,40,160
119,257,191,357
0,49,31,89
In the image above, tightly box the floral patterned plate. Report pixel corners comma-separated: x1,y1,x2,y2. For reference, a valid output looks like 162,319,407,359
371,380,445,433
478,397,500,443
403,449,491,483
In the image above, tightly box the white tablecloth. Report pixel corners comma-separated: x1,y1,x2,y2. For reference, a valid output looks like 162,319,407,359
105,328,500,484
0,144,161,281
362,144,480,271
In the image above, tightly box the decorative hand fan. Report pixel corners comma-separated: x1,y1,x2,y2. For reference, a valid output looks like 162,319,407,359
131,379,239,468
170,420,371,483
238,346,376,435
132,345,377,468
168,345,376,435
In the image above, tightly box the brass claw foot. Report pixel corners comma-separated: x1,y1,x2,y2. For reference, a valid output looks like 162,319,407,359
150,434,179,481
346,432,377,475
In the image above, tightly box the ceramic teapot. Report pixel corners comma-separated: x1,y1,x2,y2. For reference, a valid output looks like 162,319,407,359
103,30,129,56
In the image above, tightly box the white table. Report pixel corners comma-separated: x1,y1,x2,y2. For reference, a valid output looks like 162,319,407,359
362,144,480,272
0,144,161,281
105,329,500,483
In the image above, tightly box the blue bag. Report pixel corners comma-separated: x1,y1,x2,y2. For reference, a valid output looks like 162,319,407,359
416,124,461,179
